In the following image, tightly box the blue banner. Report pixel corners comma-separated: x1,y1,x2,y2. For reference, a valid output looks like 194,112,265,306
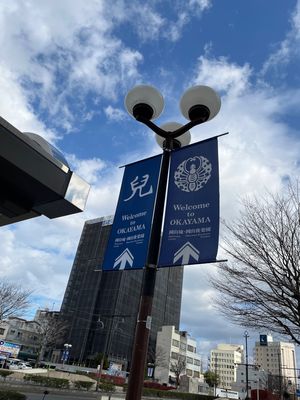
158,137,219,267
102,155,162,270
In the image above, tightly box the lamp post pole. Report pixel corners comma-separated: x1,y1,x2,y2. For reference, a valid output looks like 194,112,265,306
125,146,171,400
244,331,250,400
95,317,113,392
278,351,283,400
124,85,221,400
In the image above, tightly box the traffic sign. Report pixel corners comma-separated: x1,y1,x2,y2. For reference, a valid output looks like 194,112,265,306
102,155,162,270
158,137,219,267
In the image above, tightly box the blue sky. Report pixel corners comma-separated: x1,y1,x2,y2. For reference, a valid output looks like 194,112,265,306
1,0,300,359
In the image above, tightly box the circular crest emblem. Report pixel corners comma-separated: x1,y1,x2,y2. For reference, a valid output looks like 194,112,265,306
174,156,212,192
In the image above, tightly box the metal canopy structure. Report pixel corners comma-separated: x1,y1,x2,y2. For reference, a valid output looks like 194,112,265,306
0,116,90,226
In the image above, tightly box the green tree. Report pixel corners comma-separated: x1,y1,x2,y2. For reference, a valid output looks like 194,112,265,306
204,370,219,387
89,352,109,369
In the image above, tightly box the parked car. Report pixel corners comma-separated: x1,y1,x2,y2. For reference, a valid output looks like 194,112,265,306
18,362,32,370
6,358,22,369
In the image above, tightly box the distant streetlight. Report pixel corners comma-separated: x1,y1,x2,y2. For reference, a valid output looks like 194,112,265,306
62,343,72,365
95,315,127,392
244,331,250,400
95,317,112,392
124,84,221,400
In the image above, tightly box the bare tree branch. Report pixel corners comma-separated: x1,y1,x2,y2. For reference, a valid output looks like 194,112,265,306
35,312,67,364
0,281,32,319
212,181,300,344
170,356,186,388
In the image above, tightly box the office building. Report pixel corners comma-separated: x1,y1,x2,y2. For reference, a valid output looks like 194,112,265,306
60,216,184,370
210,343,244,389
154,325,202,388
254,334,297,386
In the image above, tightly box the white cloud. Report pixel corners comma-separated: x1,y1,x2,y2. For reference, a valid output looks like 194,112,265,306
130,4,166,41
66,155,107,184
0,65,58,143
0,1,143,131
193,56,252,96
167,12,190,42
124,0,211,42
261,0,300,75
0,217,83,303
0,0,212,136
188,0,211,10
104,105,128,122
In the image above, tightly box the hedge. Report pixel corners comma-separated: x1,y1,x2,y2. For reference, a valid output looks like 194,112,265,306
0,371,14,379
23,375,69,389
0,390,26,400
144,381,175,391
142,388,215,400
97,382,116,392
73,380,94,391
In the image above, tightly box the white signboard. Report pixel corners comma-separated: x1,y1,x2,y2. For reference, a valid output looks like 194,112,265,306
0,340,21,358
216,388,239,399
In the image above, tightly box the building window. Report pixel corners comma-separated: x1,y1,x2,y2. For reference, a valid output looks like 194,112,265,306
194,359,201,366
187,357,193,364
172,339,179,347
186,369,193,376
0,328,5,335
188,345,195,352
171,352,179,360
194,371,200,378
180,343,186,351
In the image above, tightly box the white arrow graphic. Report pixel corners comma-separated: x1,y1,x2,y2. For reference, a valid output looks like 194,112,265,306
113,248,134,270
173,242,200,265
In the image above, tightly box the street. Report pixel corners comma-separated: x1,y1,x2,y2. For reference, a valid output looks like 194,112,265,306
22,392,124,400
24,394,95,400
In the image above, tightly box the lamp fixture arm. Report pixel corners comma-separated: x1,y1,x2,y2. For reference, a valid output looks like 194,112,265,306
135,116,204,139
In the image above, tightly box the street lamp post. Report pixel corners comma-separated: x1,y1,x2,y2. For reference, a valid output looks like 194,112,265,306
95,315,127,391
95,316,114,392
278,351,283,400
95,318,106,392
244,331,250,400
124,85,221,400
62,343,72,366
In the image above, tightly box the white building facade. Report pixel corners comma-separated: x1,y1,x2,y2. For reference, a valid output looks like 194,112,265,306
231,364,268,399
210,343,244,389
0,317,40,360
155,326,202,387
254,335,297,386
